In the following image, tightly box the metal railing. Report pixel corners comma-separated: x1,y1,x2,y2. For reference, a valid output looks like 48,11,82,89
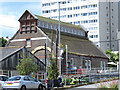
62,67,119,84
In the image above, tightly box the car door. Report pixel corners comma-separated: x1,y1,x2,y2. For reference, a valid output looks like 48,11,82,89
23,76,32,89
28,77,39,89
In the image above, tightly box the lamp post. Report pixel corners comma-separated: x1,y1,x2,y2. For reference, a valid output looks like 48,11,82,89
58,2,61,45
56,1,61,75
117,32,120,89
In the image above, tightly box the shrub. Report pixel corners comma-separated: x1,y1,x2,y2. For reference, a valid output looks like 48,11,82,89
97,80,118,90
62,78,72,85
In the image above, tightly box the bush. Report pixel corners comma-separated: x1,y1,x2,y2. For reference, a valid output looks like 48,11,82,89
62,78,72,85
97,80,118,90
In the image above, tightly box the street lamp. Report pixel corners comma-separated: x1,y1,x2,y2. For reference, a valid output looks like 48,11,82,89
117,32,120,89
56,1,61,75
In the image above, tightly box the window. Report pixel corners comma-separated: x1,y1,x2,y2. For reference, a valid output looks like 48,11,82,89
81,13,87,16
26,38,31,47
60,8,66,11
8,76,21,81
68,15,72,18
61,1,66,4
68,7,72,10
51,2,57,5
106,7,108,10
26,26,30,31
112,44,114,47
67,0,72,3
24,77,29,81
31,26,34,30
74,6,80,10
107,36,109,39
106,14,108,17
107,21,109,24
42,3,50,7
107,28,109,33
31,22,34,25
22,27,25,31
22,22,26,27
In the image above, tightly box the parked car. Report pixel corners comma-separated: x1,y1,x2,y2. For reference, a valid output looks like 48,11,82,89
0,75,9,88
3,75,43,90
39,79,46,89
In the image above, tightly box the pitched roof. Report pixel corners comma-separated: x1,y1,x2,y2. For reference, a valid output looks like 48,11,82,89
19,10,84,31
0,47,22,61
35,14,84,31
40,28,108,58
0,46,46,66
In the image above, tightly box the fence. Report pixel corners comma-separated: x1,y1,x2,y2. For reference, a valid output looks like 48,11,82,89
62,67,119,85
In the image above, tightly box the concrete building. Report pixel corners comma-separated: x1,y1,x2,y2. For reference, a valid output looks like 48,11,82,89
41,0,119,52
99,1,119,52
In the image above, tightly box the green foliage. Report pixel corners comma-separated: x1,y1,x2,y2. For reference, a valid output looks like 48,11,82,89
16,57,39,75
47,58,59,80
62,78,72,85
98,84,118,90
97,80,118,90
105,50,119,63
0,37,7,47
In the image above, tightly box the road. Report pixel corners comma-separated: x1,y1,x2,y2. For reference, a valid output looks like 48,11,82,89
66,80,118,90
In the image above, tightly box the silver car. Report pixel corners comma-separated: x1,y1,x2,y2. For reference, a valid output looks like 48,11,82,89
3,75,43,90
0,75,8,88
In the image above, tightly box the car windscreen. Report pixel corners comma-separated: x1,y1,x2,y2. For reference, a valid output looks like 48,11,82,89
8,76,21,81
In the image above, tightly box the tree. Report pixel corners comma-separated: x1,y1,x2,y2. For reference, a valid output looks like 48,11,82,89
0,37,7,47
47,58,59,80
16,57,39,75
106,50,119,63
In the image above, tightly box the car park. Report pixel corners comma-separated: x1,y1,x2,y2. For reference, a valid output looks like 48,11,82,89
3,75,43,90
0,75,9,88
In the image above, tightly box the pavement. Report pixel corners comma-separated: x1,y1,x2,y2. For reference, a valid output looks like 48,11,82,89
75,80,118,88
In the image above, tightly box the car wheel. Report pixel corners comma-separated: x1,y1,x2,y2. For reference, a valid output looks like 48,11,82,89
20,86,26,90
38,84,43,90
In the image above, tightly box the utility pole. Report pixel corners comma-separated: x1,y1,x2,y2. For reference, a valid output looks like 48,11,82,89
44,36,48,79
56,29,59,66
66,45,68,74
51,31,53,59
58,2,61,45
56,1,61,75
45,43,47,70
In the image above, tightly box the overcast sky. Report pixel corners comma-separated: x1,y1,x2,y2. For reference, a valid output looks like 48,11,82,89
0,1,41,37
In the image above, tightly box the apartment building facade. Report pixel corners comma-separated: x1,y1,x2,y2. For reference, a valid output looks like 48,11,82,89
41,0,119,52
